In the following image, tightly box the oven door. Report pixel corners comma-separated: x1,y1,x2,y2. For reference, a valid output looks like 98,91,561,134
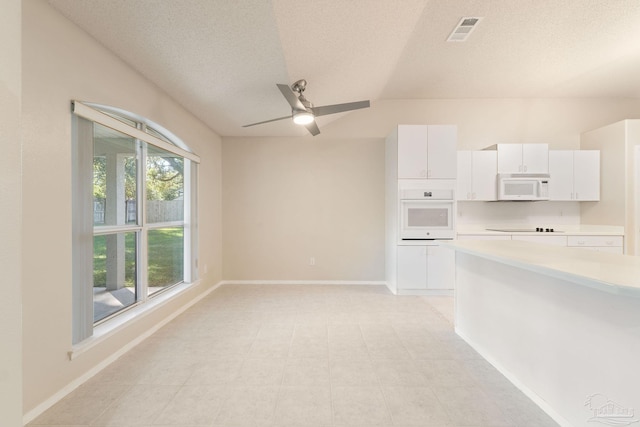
399,199,455,240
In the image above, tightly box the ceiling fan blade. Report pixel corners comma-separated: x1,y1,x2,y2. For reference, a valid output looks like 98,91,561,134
311,100,370,117
277,83,306,111
304,120,320,136
242,115,292,127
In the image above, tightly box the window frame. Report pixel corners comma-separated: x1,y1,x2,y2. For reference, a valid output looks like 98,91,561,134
71,101,200,345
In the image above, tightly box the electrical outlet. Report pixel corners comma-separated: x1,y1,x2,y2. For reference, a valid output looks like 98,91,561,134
309,257,315,266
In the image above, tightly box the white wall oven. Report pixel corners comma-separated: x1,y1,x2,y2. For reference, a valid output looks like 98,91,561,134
399,188,455,240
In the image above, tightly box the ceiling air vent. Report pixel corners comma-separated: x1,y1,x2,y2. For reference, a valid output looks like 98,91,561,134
447,17,482,42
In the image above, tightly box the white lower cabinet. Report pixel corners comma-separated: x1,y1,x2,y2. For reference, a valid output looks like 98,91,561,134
511,235,568,246
567,235,624,254
458,233,624,254
397,244,455,291
456,234,511,241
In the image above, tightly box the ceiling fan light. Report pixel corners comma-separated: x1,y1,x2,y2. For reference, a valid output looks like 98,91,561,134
293,110,314,125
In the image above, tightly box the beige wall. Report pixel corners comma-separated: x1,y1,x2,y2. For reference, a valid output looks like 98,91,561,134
22,0,222,416
223,99,640,282
0,0,23,424
580,121,628,226
580,119,640,254
322,98,640,148
222,137,385,281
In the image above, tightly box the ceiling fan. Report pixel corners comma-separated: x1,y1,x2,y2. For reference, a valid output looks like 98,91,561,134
243,79,370,136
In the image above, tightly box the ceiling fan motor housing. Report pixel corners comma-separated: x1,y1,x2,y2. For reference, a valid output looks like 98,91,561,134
291,79,307,94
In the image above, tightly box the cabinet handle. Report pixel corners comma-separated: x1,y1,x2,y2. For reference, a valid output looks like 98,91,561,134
519,165,523,172
524,165,528,172
605,241,613,246
575,192,579,200
577,240,585,245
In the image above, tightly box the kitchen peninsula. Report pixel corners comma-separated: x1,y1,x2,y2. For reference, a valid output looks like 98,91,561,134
445,239,640,427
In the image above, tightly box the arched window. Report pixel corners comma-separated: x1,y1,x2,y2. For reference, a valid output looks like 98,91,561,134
71,101,200,345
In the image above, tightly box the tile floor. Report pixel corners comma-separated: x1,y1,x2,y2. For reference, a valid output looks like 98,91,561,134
29,284,559,427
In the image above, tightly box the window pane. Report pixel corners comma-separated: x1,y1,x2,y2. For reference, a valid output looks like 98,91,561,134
146,145,184,223
93,232,137,322
93,123,138,226
148,227,184,295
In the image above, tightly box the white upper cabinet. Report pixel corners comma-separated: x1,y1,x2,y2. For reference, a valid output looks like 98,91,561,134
497,143,549,174
457,150,497,200
397,125,456,179
573,150,600,201
548,151,573,200
427,125,457,179
549,150,600,201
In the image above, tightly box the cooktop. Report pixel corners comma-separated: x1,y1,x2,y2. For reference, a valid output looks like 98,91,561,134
486,228,563,233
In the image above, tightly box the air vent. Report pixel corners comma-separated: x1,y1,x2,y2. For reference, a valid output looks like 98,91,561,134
447,17,482,42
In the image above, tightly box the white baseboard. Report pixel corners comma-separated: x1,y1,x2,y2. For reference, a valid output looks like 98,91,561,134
396,289,454,296
219,280,388,286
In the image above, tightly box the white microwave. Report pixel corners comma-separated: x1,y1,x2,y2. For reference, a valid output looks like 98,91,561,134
497,174,550,201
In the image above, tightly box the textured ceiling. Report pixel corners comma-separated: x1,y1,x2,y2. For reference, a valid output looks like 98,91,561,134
48,0,640,137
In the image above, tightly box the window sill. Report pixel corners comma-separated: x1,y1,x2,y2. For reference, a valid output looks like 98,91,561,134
68,281,200,360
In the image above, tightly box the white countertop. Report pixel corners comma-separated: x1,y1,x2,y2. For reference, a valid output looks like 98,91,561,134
443,239,640,297
456,224,624,236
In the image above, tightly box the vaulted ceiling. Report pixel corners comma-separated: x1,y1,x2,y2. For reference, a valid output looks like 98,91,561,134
48,0,640,137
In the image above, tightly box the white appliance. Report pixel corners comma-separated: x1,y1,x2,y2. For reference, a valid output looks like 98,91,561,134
497,173,550,201
399,188,455,240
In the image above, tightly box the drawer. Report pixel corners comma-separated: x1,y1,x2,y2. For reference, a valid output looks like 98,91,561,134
511,235,567,246
567,235,623,247
574,246,624,254
456,235,511,241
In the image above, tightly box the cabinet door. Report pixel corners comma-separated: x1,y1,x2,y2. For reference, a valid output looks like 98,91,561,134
427,125,457,179
456,234,511,241
497,144,523,174
426,245,455,290
457,151,473,200
511,235,567,246
472,151,498,200
548,151,573,200
397,125,428,179
573,150,600,201
522,143,549,173
396,246,427,290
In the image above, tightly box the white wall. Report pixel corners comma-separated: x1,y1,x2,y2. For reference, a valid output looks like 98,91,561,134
22,0,222,417
0,0,23,424
457,201,581,227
